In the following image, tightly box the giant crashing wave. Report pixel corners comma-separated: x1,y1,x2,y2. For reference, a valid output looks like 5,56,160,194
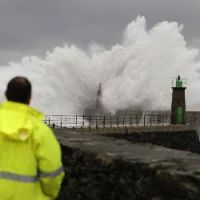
0,16,199,114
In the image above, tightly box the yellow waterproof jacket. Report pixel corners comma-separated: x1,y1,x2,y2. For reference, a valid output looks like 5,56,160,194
0,101,64,200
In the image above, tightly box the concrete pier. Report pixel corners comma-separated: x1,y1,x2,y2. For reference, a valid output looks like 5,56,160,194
55,127,200,200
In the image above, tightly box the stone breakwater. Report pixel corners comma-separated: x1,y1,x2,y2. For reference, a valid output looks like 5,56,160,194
100,126,200,154
55,128,200,200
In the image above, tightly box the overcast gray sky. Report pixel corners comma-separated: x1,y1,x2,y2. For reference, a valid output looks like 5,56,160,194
0,0,199,65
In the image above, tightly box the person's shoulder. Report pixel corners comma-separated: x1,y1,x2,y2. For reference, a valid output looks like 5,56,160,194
28,107,54,137
32,117,53,134
28,106,44,121
32,119,57,147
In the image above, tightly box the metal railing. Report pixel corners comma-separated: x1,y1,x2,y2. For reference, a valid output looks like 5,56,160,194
44,114,171,128
171,77,187,88
186,112,200,126
43,111,200,128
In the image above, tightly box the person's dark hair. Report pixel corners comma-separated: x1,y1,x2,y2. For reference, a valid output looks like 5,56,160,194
5,76,32,104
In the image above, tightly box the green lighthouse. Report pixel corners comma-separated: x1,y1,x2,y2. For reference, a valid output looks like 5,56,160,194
171,75,187,124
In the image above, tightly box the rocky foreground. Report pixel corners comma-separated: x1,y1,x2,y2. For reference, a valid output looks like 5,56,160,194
55,128,200,200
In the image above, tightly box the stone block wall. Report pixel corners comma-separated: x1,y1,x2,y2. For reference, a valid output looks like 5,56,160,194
103,128,200,154
55,130,200,200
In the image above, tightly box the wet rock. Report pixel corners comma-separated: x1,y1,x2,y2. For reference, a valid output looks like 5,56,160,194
105,128,200,154
55,130,200,200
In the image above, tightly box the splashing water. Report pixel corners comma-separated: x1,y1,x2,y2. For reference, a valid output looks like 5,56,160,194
0,16,200,114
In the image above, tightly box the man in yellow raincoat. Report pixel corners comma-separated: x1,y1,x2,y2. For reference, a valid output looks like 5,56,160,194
0,76,64,200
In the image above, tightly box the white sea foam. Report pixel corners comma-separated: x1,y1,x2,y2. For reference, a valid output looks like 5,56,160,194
0,16,199,114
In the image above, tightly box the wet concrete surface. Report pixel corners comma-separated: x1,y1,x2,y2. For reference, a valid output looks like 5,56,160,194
55,128,200,200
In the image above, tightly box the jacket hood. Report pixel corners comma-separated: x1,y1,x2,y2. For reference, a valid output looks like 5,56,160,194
0,101,44,141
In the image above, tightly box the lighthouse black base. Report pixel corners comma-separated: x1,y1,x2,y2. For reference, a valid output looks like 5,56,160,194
171,87,186,124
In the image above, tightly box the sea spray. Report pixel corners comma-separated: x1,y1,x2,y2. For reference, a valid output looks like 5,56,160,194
0,16,199,114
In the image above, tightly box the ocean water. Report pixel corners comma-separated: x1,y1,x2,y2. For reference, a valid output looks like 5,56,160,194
0,16,200,114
